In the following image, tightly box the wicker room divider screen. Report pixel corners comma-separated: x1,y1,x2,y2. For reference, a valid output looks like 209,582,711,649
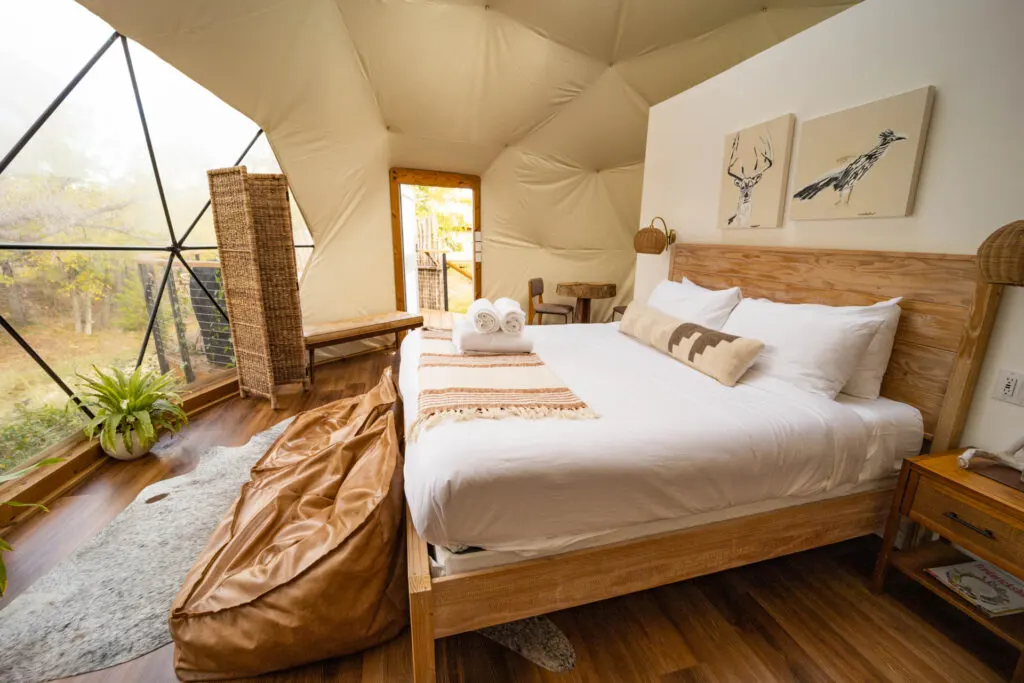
207,166,307,408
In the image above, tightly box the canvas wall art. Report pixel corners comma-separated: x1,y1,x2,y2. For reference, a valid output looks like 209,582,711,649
790,86,935,220
717,113,794,229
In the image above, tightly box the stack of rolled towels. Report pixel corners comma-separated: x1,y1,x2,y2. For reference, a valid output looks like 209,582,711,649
455,298,532,354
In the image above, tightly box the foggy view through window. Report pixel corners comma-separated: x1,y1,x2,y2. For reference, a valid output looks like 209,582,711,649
0,1,311,471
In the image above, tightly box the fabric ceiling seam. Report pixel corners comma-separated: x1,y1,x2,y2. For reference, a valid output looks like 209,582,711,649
614,4,853,96
513,87,648,171
132,1,295,43
613,13,765,82
330,0,391,139
610,65,653,109
613,0,764,62
492,61,611,151
486,6,609,69
598,164,645,228
761,9,785,46
329,0,382,120
610,0,629,65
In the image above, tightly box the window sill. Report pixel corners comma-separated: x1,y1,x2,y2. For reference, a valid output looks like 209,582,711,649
0,374,239,530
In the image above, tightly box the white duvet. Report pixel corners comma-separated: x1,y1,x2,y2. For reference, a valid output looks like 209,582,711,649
400,323,922,554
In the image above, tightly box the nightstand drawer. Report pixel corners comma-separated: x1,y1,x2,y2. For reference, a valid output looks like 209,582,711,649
911,477,1024,573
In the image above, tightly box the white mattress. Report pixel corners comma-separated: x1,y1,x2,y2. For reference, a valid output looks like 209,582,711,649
400,323,923,558
432,477,897,576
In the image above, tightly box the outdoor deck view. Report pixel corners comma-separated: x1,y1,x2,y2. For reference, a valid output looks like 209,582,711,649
401,184,474,315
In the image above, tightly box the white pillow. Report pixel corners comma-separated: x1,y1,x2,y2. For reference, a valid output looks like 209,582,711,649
838,298,902,399
645,278,741,330
721,298,882,399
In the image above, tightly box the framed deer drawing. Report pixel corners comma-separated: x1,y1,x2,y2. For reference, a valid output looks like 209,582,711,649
717,113,794,229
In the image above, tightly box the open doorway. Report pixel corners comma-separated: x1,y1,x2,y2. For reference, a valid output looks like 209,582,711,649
389,168,481,315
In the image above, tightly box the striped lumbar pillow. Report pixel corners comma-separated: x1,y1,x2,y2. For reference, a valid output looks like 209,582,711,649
619,303,764,387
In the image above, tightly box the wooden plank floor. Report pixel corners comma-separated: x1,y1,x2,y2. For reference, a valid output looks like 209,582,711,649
1,350,1018,682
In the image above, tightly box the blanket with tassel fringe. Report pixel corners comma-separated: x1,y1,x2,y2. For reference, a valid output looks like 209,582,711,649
411,329,595,439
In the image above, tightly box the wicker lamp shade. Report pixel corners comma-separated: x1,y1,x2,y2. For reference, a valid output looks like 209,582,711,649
978,220,1024,285
634,216,677,255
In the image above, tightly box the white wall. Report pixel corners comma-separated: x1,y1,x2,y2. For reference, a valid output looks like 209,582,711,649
637,0,1024,452
400,185,419,315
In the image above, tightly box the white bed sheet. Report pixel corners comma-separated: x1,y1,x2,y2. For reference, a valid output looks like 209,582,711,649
400,323,923,556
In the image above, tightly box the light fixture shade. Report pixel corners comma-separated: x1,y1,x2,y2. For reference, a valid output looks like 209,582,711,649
978,220,1024,285
634,216,676,255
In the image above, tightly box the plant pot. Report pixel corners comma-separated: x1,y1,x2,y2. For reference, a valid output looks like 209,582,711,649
104,432,155,461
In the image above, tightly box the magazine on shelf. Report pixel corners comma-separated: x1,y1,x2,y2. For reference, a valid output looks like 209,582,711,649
926,559,1024,617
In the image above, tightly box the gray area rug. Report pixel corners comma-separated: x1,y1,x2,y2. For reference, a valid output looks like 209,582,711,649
480,616,576,672
0,419,576,681
0,419,293,683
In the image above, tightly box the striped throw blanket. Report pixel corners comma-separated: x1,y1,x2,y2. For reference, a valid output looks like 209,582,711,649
411,330,595,439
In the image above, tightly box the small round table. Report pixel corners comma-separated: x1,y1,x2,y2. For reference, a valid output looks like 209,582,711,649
555,282,616,323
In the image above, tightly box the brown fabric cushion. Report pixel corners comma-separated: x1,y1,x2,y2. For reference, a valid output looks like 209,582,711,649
170,369,408,680
620,303,763,386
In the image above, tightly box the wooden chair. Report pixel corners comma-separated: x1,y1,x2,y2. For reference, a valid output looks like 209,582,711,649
527,278,573,324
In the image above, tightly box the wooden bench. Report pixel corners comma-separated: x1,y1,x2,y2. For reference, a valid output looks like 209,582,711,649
303,311,424,384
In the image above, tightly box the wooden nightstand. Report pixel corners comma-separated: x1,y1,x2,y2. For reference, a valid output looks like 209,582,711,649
873,452,1024,682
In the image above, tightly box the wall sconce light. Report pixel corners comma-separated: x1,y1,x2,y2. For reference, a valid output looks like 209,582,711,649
978,220,1024,285
634,216,677,255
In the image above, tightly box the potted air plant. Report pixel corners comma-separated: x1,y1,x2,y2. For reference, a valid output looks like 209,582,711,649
72,366,188,461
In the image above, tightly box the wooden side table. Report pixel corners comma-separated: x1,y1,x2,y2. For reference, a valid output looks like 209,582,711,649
555,282,616,323
873,452,1024,682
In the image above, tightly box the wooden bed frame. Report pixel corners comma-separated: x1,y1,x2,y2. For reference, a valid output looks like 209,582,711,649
405,242,1003,682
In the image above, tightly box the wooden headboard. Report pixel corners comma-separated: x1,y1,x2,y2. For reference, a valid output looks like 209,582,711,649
668,243,1003,450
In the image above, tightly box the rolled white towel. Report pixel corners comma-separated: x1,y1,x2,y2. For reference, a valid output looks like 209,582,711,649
958,448,978,469
467,298,500,334
453,317,534,354
494,297,526,334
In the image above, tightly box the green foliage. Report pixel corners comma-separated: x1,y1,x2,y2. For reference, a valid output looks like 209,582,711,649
0,174,155,334
0,457,63,597
445,264,475,314
0,403,80,472
71,366,188,454
112,266,149,331
413,185,472,252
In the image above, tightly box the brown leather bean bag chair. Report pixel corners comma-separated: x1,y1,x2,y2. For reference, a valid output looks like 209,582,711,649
170,369,408,680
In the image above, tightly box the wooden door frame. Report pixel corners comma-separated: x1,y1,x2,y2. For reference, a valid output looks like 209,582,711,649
389,168,481,311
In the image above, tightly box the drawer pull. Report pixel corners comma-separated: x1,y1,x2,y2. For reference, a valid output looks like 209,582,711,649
944,512,996,540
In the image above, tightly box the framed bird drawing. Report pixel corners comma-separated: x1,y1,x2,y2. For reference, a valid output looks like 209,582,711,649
790,86,935,220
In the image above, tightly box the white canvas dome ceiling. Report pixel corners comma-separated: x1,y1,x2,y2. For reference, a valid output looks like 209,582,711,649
77,0,855,324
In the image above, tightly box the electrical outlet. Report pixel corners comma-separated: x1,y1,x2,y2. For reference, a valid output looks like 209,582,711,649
992,369,1024,406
